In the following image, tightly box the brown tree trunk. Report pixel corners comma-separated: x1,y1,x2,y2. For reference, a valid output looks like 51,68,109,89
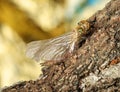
1,0,120,92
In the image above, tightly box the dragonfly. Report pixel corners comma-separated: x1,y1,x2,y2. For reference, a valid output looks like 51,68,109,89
26,20,90,62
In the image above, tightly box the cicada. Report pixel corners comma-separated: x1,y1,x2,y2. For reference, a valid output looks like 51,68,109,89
26,20,90,62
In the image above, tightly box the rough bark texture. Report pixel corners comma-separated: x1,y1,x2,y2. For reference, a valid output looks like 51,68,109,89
1,0,120,92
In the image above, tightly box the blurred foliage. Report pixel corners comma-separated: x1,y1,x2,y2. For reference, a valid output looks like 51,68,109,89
0,0,110,88
0,25,41,88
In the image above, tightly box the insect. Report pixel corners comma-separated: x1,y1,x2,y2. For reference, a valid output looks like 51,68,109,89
26,20,90,62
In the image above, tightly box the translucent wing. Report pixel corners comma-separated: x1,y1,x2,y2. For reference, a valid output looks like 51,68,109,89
26,31,77,62
26,20,90,62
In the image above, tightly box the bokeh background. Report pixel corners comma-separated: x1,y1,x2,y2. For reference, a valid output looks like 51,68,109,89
0,0,110,88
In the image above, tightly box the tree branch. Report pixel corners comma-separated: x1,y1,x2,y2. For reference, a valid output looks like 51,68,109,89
2,0,120,91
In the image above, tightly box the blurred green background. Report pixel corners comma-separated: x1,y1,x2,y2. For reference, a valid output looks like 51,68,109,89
0,0,110,88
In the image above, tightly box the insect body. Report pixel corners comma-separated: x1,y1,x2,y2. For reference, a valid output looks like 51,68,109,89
26,20,90,62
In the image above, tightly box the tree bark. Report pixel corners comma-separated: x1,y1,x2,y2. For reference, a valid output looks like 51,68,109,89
1,0,120,92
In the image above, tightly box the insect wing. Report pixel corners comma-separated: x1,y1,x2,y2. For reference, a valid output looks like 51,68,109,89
26,31,76,62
